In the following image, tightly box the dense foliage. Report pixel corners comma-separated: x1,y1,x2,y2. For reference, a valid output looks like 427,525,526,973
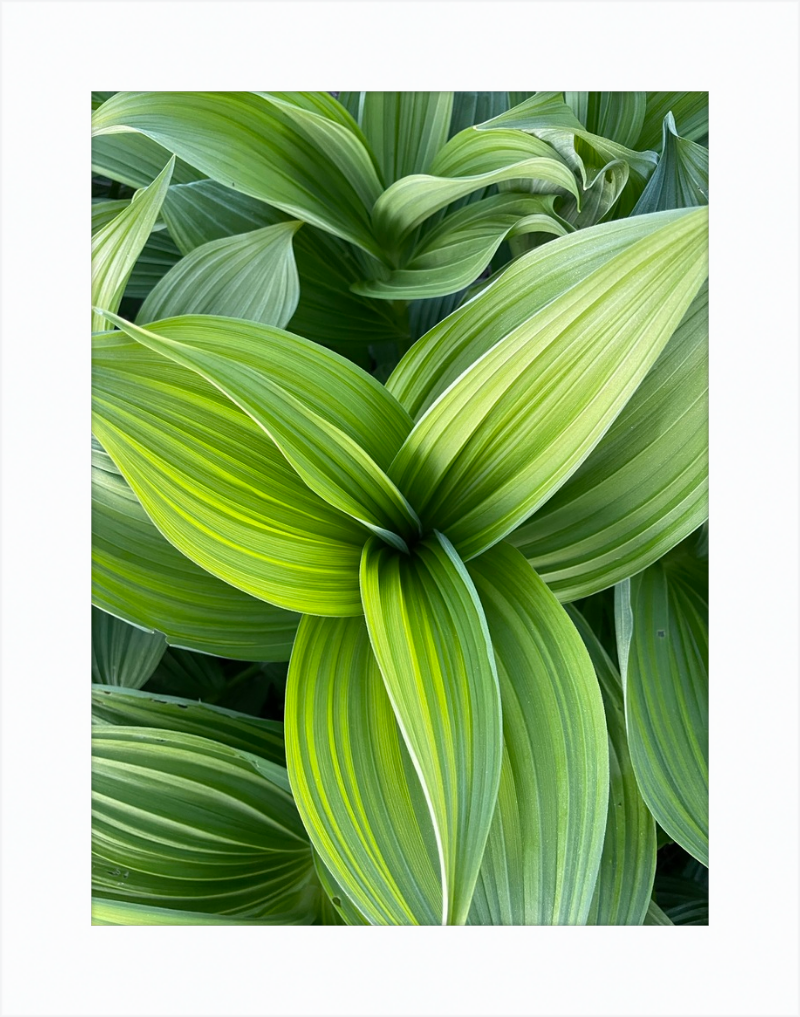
91,91,709,926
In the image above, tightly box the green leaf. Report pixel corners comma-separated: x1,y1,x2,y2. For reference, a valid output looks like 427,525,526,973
564,92,647,149
91,607,167,689
449,92,510,138
654,874,709,925
92,437,300,659
632,113,709,215
92,726,320,919
91,897,296,925
637,92,708,152
92,131,205,189
92,91,385,258
509,281,708,601
145,646,225,698
615,540,709,865
388,208,708,561
567,606,656,925
357,92,454,185
91,685,285,765
137,222,301,328
312,852,371,925
466,545,608,925
285,614,442,925
643,899,674,925
91,157,174,331
360,532,503,926
92,333,367,616
96,312,419,549
123,229,183,301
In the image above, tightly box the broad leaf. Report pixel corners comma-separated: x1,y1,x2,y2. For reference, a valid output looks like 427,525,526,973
388,208,708,561
564,91,647,149
92,333,367,616
510,281,708,601
632,113,709,215
360,532,503,926
91,157,174,331
91,898,298,925
91,608,167,689
357,91,454,185
466,545,608,925
449,92,510,138
285,615,442,925
567,606,656,925
312,852,371,926
92,727,320,919
92,438,300,659
615,538,709,865
92,131,205,189
96,312,419,549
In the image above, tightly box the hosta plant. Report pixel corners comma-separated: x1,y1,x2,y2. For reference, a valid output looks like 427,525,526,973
91,91,709,926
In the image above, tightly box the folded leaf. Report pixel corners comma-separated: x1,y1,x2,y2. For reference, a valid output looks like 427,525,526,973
360,532,503,925
92,438,300,658
615,538,709,865
97,312,419,549
92,333,367,616
285,615,442,925
567,606,656,925
632,113,709,215
389,208,708,560
91,608,167,689
510,281,708,601
466,545,608,925
91,157,174,331
637,92,708,151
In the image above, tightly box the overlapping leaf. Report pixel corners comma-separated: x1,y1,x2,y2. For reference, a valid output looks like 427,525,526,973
91,608,167,689
92,131,204,189
632,113,709,215
91,438,300,659
637,92,708,151
91,898,296,925
564,92,647,149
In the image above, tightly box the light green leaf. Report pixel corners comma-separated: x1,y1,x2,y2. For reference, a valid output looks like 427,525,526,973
137,222,301,328
357,91,454,185
388,208,708,561
91,157,174,331
92,131,205,189
567,606,656,926
91,685,285,765
643,899,674,925
92,333,367,616
466,544,608,925
91,897,297,925
632,113,709,215
91,607,167,689
92,437,300,659
510,281,708,601
615,539,709,865
92,726,320,919
92,91,385,258
360,532,503,926
637,92,708,151
564,92,647,149
312,852,371,925
96,312,419,549
285,614,442,926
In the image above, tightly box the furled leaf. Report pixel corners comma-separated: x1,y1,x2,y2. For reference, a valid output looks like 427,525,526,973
92,437,300,659
91,685,285,765
632,113,709,215
91,157,174,331
564,92,647,149
96,312,419,550
285,615,442,925
92,91,385,258
360,532,503,926
356,92,454,185
388,208,708,561
91,608,167,689
637,92,708,151
567,606,656,925
615,538,709,865
92,333,367,616
137,222,301,328
92,727,319,919
466,545,608,925
510,281,708,601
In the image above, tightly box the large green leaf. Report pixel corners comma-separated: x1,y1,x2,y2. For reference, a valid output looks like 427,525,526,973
91,685,285,765
285,614,442,925
637,92,708,152
509,281,708,601
91,608,167,689
92,131,205,189
96,312,419,549
466,545,608,925
137,222,301,328
615,537,709,865
92,333,367,616
91,158,174,331
92,726,319,919
632,113,709,215
567,606,656,925
92,91,385,258
564,92,647,149
449,92,510,138
388,208,708,561
92,438,300,659
360,532,503,926
355,91,454,185
123,229,183,301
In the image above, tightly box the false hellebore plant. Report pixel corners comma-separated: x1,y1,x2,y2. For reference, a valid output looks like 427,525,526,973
90,91,709,926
